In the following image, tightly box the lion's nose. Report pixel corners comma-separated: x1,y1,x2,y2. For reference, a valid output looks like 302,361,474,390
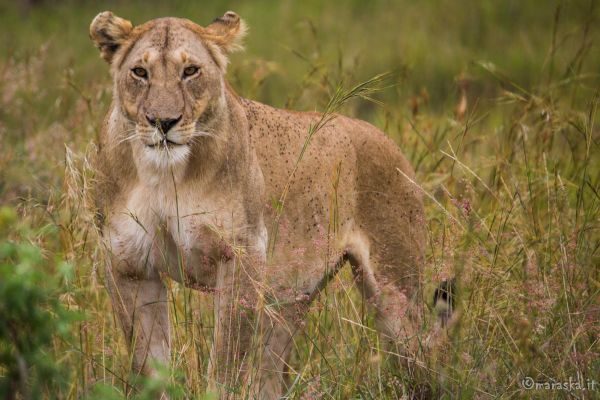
146,115,182,134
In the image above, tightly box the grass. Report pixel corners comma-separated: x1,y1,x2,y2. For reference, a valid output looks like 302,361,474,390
0,0,599,398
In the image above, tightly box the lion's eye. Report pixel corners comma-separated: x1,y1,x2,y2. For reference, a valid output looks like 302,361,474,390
183,66,199,78
132,67,148,78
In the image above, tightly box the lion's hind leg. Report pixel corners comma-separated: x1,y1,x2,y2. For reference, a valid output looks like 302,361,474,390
347,252,424,362
348,252,433,400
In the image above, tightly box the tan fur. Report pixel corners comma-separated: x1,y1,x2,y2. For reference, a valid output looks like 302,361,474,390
91,11,426,399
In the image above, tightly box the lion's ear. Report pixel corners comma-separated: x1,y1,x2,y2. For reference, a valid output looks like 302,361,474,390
202,11,247,54
90,11,133,63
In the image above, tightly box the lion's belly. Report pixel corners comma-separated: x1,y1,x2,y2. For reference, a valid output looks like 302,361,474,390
261,204,361,303
250,112,362,300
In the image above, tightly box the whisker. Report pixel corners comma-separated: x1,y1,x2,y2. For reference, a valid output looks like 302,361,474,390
192,131,215,138
113,128,137,136
108,130,139,149
192,128,226,142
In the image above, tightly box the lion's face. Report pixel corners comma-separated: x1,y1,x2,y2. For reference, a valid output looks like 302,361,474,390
116,23,223,164
90,12,245,167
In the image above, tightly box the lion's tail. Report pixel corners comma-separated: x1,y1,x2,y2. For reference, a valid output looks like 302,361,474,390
433,278,456,326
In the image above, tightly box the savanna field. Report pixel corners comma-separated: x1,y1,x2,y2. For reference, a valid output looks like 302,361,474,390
0,0,599,398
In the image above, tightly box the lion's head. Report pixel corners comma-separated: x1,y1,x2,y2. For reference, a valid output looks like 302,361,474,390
90,11,246,169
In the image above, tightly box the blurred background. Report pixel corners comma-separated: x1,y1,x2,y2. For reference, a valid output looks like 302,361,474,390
0,1,598,399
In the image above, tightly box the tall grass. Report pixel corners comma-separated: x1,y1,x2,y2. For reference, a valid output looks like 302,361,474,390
0,0,598,399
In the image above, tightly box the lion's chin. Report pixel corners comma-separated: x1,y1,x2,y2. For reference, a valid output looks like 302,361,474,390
142,143,191,170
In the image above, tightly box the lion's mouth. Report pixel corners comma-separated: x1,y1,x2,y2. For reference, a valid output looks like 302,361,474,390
146,139,184,149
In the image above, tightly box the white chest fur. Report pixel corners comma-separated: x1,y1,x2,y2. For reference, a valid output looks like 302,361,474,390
105,178,251,288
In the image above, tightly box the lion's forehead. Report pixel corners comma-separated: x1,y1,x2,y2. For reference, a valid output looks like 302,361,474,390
144,23,182,48
131,47,190,66
125,24,207,66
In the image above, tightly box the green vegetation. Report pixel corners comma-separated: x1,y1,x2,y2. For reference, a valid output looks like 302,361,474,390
0,0,598,398
0,207,77,398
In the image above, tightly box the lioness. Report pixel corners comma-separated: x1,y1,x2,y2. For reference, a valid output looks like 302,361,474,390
90,10,430,399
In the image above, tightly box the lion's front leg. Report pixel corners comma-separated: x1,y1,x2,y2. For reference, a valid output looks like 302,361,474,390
207,256,258,399
106,265,170,377
209,253,295,399
207,258,302,400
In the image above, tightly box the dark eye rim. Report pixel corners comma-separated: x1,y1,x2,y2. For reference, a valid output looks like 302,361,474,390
183,66,200,78
131,67,148,78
